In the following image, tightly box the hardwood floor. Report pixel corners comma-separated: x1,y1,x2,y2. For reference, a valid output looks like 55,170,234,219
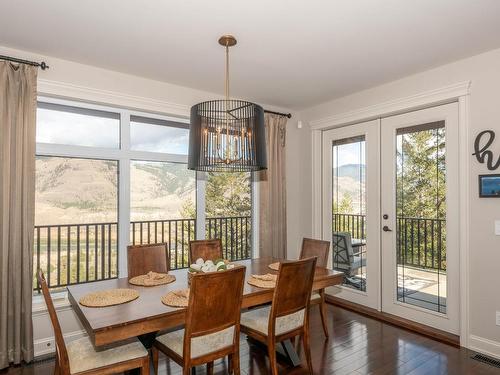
3,304,499,374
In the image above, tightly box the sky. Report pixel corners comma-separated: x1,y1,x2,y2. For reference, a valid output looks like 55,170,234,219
333,140,366,168
36,107,189,155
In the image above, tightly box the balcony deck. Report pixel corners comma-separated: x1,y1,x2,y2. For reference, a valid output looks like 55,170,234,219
334,212,447,314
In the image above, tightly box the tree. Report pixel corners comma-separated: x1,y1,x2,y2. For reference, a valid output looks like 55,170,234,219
333,193,354,214
397,127,446,219
180,172,252,260
396,127,447,270
180,172,251,218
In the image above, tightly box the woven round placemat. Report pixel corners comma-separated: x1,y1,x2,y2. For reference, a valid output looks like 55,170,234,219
247,274,277,289
128,272,176,286
79,289,139,308
268,262,280,271
161,289,190,308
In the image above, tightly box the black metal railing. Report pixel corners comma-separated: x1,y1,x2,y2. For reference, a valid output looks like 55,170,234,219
34,222,118,292
131,219,196,270
206,216,252,260
333,213,366,240
35,216,252,291
333,213,446,271
397,216,446,271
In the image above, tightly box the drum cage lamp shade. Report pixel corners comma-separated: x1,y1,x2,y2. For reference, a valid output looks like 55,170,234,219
188,99,267,172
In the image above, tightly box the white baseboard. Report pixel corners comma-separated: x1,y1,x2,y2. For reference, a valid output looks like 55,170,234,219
469,335,500,359
34,330,87,358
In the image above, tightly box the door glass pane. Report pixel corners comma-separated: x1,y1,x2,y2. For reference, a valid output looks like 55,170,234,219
36,102,120,148
205,172,252,261
130,115,189,154
396,121,446,314
34,156,118,291
130,161,196,269
332,136,367,291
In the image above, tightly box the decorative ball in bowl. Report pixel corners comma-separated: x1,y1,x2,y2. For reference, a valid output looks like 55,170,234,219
188,258,235,284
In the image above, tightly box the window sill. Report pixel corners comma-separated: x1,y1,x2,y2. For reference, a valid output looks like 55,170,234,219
32,291,72,315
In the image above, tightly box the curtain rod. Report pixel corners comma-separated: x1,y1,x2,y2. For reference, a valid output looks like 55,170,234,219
0,54,49,70
264,109,292,119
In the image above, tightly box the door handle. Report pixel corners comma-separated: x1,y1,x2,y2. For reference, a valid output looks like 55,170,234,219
382,226,392,232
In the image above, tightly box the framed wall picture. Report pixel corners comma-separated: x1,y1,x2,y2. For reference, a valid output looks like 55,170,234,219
478,174,500,197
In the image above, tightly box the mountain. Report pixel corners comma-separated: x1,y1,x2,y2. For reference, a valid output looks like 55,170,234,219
35,157,195,225
333,164,365,182
332,164,366,214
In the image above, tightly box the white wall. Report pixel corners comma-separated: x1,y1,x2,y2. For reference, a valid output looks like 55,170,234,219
301,47,500,358
0,45,312,355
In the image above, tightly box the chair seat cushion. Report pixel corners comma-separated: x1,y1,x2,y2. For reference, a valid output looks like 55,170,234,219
240,306,305,336
66,336,147,374
155,325,235,359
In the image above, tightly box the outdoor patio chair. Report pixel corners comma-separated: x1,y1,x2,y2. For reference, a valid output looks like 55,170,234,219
332,231,366,289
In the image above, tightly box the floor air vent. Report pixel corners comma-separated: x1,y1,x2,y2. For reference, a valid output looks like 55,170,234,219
471,353,500,368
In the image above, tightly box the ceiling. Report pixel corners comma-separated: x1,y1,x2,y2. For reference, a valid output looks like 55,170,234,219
1,1,500,110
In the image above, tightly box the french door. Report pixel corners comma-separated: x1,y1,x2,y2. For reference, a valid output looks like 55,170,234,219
322,120,380,309
322,103,460,334
380,103,459,334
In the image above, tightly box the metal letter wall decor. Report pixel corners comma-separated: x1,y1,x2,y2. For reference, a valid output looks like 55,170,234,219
473,130,500,170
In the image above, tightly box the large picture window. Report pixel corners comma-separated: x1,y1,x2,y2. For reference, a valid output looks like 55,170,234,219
34,156,118,289
34,98,255,292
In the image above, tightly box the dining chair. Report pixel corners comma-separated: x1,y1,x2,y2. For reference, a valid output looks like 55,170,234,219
36,269,150,375
152,266,246,375
240,257,317,375
300,237,331,338
127,243,169,279
189,239,223,263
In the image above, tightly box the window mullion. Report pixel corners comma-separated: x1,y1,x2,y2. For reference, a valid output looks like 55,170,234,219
118,111,131,277
196,172,206,240
252,176,259,258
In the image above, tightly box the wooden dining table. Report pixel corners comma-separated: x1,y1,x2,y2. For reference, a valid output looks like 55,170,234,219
67,257,343,368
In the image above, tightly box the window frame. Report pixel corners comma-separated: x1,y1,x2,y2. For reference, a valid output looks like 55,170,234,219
35,96,257,279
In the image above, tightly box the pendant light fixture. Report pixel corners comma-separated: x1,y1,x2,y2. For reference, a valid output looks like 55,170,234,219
188,35,267,172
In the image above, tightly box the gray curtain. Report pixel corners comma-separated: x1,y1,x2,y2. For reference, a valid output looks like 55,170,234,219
0,61,37,369
259,113,287,259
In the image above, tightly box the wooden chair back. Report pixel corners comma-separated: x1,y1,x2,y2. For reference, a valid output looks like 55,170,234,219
37,269,70,374
127,243,169,279
300,238,330,268
271,257,317,320
185,266,246,341
189,239,223,263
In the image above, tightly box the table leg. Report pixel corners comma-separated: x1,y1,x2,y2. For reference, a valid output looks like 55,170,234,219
280,339,302,367
246,336,302,367
126,333,158,375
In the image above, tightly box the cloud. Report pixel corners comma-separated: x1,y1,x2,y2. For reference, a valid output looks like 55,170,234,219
36,108,189,154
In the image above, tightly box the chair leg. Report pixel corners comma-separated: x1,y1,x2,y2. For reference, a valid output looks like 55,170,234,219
141,356,150,375
267,339,279,375
152,346,159,375
207,361,214,375
183,366,191,375
302,330,313,374
319,300,329,338
233,351,241,375
54,357,60,375
228,354,234,374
